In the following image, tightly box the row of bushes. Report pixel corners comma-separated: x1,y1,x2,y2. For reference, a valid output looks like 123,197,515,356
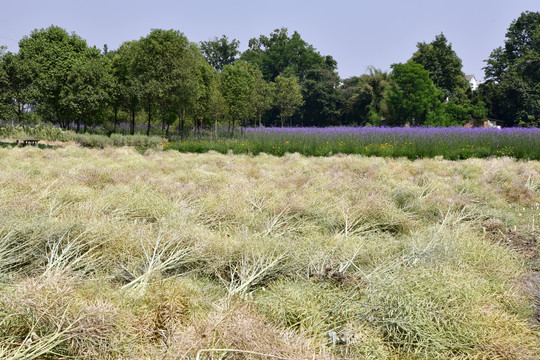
75,133,164,148
0,125,164,148
0,124,75,142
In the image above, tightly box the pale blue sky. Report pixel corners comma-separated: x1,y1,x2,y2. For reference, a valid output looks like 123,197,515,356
1,0,538,80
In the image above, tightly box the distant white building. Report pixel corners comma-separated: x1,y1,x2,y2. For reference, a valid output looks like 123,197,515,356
465,75,480,91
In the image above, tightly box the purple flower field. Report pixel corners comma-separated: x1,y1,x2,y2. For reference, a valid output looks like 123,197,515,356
246,126,539,141
168,126,540,160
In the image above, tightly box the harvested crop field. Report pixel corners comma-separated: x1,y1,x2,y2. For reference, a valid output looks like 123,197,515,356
0,145,539,359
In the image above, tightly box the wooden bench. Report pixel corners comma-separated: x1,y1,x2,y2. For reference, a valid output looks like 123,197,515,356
22,139,39,146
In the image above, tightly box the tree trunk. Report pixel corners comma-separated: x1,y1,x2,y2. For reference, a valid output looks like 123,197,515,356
146,103,152,137
214,115,218,139
113,106,118,132
281,114,284,128
179,107,185,140
17,103,22,124
130,110,135,135
162,112,166,137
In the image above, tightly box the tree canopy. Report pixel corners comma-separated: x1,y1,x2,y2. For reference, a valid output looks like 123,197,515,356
200,35,240,71
241,28,336,82
410,33,469,99
61,50,111,131
482,11,540,126
342,67,390,125
18,25,90,128
386,62,442,125
271,75,304,127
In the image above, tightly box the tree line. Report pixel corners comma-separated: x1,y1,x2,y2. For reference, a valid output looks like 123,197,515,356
0,11,538,134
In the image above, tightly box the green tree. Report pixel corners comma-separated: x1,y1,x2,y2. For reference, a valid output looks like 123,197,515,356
221,61,257,134
386,62,442,125
0,47,10,120
176,43,204,137
301,66,344,126
61,50,111,132
342,67,390,125
110,41,142,135
103,50,124,132
483,11,540,125
200,35,240,71
18,25,89,128
241,28,341,126
410,33,487,125
133,29,201,136
242,28,334,81
0,51,34,124
411,33,469,99
194,60,226,136
271,75,304,127
246,65,272,127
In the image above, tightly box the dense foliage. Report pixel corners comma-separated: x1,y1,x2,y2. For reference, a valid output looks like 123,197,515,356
481,11,540,126
0,12,538,132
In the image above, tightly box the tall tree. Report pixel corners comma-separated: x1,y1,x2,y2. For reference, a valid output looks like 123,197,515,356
61,50,111,132
386,62,442,125
342,67,390,125
0,51,34,124
271,75,304,127
0,47,10,121
246,64,272,127
411,33,469,99
193,60,226,135
110,41,142,135
241,28,334,82
103,50,123,132
301,66,344,126
221,61,257,134
18,25,89,128
176,43,204,137
485,11,540,83
242,28,342,126
483,11,540,126
411,34,487,125
200,35,240,71
133,29,201,136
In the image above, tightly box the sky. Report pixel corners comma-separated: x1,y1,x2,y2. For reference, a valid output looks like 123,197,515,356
1,0,538,81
